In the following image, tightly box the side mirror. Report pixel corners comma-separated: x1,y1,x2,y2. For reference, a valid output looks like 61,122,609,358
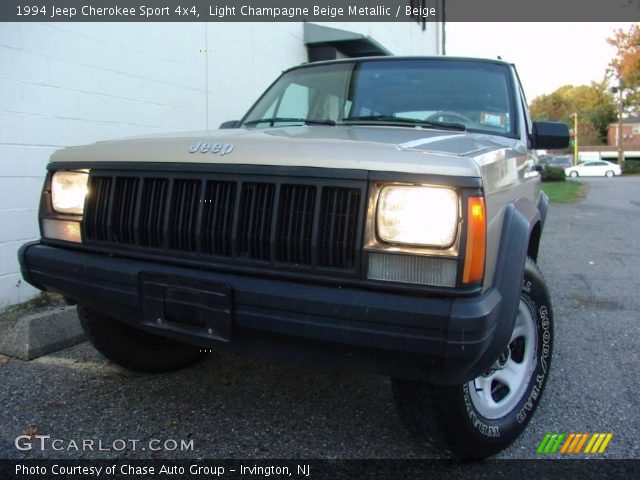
533,164,544,173
531,121,570,150
219,120,240,129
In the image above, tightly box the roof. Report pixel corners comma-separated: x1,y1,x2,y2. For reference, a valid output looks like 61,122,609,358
609,116,640,127
303,23,391,57
283,55,514,75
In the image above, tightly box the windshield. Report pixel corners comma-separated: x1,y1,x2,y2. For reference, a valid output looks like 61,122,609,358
241,59,517,137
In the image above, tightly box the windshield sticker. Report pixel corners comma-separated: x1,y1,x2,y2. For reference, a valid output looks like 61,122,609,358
480,112,507,128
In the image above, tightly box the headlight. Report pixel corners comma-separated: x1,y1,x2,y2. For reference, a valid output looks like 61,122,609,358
376,186,458,246
51,171,89,214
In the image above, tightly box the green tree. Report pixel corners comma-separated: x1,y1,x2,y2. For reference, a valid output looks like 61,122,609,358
530,82,616,145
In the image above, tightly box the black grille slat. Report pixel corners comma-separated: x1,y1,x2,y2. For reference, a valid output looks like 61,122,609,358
83,173,361,274
340,189,354,267
170,179,201,251
202,181,236,256
238,183,274,260
84,176,112,241
277,184,315,264
110,177,139,244
318,187,360,269
139,178,168,247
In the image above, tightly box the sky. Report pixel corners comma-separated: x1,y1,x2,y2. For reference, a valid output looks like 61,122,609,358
446,22,634,101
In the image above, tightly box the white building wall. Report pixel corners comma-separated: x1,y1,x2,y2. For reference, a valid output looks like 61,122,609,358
0,21,441,308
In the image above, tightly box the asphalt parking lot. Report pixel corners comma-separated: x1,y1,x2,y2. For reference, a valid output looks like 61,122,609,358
1,176,638,460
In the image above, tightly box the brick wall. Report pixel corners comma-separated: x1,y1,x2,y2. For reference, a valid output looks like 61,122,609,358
608,123,640,147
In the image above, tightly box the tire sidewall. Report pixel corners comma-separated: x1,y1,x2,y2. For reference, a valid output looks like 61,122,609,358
454,260,554,452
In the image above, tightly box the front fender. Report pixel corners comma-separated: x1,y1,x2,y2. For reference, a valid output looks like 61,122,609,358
449,199,540,381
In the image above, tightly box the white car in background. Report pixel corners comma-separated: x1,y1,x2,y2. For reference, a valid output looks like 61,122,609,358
565,160,621,177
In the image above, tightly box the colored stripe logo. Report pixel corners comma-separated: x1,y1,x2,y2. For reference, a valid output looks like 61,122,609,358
537,433,613,454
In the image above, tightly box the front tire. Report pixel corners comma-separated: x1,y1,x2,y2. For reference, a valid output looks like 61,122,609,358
78,305,204,373
605,170,614,177
569,171,578,178
392,258,553,458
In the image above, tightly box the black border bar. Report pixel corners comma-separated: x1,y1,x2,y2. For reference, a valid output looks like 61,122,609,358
1,0,640,22
2,459,640,480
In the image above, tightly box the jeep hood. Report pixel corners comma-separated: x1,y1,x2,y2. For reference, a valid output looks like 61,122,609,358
51,126,517,178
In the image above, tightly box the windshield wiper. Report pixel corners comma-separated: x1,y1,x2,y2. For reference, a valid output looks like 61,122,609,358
243,117,336,127
341,115,466,131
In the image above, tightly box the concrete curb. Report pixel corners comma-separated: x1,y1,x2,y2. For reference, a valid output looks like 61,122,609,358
0,306,86,360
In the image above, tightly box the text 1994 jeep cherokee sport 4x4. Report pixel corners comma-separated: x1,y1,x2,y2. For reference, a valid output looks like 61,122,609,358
19,57,569,458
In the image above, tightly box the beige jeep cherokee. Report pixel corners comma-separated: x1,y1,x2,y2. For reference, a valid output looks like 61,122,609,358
19,57,569,458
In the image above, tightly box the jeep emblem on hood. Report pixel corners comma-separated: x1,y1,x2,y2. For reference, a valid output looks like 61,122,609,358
188,141,234,155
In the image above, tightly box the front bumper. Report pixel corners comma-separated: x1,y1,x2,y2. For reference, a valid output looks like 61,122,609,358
19,241,510,384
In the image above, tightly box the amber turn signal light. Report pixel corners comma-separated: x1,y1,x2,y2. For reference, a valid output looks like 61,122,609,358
462,197,486,284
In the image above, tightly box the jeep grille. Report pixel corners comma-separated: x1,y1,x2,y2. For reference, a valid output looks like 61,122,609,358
83,172,364,274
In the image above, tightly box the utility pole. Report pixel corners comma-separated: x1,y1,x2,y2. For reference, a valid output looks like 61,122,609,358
569,113,578,165
574,112,578,165
612,77,625,171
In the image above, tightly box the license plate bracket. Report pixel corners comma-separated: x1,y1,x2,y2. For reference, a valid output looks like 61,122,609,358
139,272,232,342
